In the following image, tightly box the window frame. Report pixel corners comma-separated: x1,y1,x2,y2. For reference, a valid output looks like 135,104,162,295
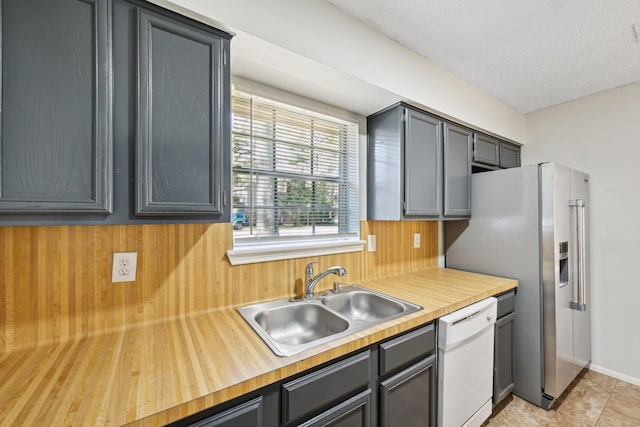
226,84,364,265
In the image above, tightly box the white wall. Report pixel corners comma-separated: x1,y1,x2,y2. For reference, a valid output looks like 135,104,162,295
163,0,526,143
525,82,640,385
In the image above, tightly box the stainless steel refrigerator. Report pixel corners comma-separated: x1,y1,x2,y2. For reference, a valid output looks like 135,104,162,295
445,162,590,409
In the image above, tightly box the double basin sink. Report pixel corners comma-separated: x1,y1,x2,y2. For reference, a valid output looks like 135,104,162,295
238,285,422,356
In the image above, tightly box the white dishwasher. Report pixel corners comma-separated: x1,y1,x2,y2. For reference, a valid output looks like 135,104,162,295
438,297,497,427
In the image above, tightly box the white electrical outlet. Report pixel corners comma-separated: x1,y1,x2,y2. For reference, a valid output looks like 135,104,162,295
112,252,137,282
413,232,421,249
368,234,377,252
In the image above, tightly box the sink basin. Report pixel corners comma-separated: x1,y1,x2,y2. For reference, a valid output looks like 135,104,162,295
321,290,405,321
254,304,349,345
237,285,422,357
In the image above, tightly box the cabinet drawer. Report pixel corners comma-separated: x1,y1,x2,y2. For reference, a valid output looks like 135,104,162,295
188,397,263,427
496,290,515,318
379,324,435,376
473,134,500,166
282,351,371,424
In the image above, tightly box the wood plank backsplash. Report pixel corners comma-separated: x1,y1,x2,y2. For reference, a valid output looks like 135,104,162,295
0,221,437,352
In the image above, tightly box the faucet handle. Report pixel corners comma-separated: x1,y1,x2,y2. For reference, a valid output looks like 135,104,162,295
305,261,318,280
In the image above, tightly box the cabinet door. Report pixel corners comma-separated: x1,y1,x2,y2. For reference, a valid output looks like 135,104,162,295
136,9,228,216
189,397,263,427
379,355,436,427
494,312,516,404
404,109,442,217
473,134,500,166
443,123,472,217
500,143,521,169
0,0,112,213
300,390,371,427
366,106,404,220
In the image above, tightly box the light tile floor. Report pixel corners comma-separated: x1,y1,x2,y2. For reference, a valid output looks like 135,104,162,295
484,370,640,426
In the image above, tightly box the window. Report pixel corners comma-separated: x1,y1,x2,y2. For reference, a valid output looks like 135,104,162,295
227,89,362,265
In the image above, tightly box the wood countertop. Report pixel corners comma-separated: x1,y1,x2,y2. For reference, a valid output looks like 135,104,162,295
0,268,517,426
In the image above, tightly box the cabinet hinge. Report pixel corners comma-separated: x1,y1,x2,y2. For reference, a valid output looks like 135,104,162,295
223,190,227,207
223,49,228,66
402,109,407,123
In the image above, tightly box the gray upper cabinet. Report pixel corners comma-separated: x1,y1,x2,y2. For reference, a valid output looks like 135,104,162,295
136,8,229,216
472,133,521,173
443,123,472,217
0,0,232,225
500,142,521,169
473,134,500,167
404,109,442,217
0,0,112,214
367,103,471,220
367,105,403,220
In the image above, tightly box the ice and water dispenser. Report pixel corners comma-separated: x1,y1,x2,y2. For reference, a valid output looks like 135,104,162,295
559,241,569,286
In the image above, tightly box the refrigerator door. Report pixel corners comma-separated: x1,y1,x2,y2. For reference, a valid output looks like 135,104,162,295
541,163,575,399
446,162,591,408
571,169,591,373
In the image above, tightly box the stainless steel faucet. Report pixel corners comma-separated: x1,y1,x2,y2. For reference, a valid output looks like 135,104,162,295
304,262,347,299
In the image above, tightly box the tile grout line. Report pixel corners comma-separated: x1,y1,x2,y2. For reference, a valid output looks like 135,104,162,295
593,378,617,426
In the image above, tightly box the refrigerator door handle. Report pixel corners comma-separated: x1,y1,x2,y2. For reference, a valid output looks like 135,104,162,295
569,199,587,311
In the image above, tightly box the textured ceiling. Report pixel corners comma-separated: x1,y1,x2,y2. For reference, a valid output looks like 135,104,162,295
326,0,640,113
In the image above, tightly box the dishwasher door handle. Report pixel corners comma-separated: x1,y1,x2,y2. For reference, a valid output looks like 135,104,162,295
452,310,481,325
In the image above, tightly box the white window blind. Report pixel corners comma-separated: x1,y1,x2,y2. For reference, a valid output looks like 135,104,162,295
231,90,359,247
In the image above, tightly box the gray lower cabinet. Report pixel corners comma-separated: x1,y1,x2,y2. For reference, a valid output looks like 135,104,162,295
168,387,279,427
379,356,436,427
378,324,437,427
281,351,371,426
189,397,264,427
494,290,516,404
174,322,438,427
299,390,371,427
367,103,471,220
0,0,112,213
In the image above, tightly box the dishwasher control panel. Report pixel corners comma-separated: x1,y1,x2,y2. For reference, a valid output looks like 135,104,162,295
438,297,497,349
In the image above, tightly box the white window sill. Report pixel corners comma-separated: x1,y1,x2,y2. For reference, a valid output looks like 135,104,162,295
226,239,366,266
